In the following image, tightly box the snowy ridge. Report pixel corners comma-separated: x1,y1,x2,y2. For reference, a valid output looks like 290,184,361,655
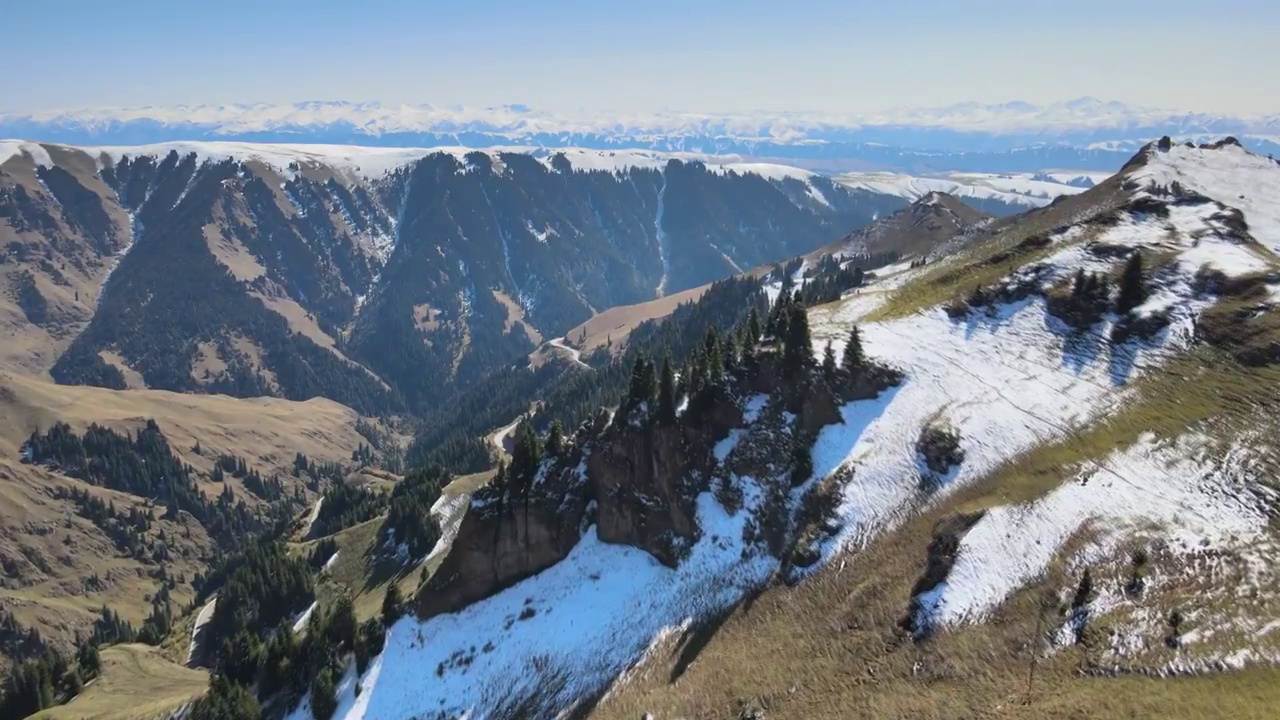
8,97,1280,142
3,139,837,193
835,170,1111,209
811,141,1280,645
0,140,54,167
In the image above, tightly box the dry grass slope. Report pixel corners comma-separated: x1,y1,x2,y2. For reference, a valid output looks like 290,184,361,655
31,644,207,720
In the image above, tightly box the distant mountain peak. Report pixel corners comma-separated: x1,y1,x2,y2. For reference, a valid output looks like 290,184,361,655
4,100,1280,175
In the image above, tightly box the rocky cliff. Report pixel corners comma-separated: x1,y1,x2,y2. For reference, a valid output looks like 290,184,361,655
415,346,902,620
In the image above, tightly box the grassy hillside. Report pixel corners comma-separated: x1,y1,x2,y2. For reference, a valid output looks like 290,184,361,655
32,644,207,720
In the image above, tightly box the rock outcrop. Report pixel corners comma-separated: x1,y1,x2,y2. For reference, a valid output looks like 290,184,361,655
589,391,741,566
417,461,591,619
414,348,902,621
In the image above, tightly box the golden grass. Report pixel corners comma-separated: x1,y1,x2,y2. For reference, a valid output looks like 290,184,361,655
33,644,207,720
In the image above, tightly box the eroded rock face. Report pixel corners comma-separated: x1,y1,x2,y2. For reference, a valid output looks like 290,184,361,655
590,393,740,566
417,463,590,619
415,395,742,619
415,351,900,621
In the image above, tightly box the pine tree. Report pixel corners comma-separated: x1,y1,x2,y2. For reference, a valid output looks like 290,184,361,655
382,582,404,627
783,304,812,371
822,341,838,384
310,667,338,720
657,355,677,424
77,642,100,678
746,306,762,345
842,325,865,376
329,594,359,651
624,353,657,417
508,420,542,490
774,299,791,343
1071,268,1087,298
1116,251,1148,314
705,329,724,385
546,420,564,458
64,668,83,697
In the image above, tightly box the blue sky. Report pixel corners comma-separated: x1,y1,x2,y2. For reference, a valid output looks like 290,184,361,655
6,0,1279,114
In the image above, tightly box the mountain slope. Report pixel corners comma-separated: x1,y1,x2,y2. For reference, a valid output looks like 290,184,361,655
817,191,993,262
3,141,904,413
280,139,1280,720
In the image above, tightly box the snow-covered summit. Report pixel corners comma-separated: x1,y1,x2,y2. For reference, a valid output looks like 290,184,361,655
7,100,1280,173
2,139,831,187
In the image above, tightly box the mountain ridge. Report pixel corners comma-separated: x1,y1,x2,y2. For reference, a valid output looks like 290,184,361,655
7,99,1280,173
2,140,905,415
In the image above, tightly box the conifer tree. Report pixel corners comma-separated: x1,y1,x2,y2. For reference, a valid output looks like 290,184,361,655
705,329,724,385
658,355,677,424
189,674,262,720
545,420,564,458
783,304,812,371
381,581,404,627
746,306,762,345
310,667,338,720
330,594,359,651
1116,251,1148,314
822,341,838,384
509,420,541,489
842,325,865,376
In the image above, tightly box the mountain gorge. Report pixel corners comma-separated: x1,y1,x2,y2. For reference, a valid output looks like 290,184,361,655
2,142,904,413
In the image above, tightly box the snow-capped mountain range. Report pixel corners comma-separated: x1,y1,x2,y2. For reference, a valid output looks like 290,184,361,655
4,98,1279,173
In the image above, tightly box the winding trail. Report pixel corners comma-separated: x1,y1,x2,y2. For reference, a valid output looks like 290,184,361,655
547,336,589,369
490,416,523,454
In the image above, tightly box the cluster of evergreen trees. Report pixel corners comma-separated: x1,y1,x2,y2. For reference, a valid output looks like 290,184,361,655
209,454,288,502
1048,252,1151,330
292,452,348,492
51,485,162,562
0,608,133,717
190,587,391,720
23,421,264,546
378,466,448,560
309,481,389,539
796,251,898,306
203,540,315,682
0,642,101,718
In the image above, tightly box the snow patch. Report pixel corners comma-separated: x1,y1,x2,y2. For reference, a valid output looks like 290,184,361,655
1133,142,1280,250
0,140,53,168
927,436,1266,627
292,601,319,632
317,490,774,720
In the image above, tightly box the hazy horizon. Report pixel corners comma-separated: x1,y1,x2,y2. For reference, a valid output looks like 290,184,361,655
7,0,1280,116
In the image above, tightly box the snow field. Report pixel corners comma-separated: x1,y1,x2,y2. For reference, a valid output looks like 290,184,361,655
926,435,1267,627
303,490,776,720
835,170,1099,209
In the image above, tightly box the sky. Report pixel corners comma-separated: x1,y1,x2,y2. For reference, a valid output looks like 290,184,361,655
5,0,1280,116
